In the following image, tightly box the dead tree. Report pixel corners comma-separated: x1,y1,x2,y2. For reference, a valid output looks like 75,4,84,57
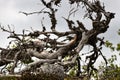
0,0,115,79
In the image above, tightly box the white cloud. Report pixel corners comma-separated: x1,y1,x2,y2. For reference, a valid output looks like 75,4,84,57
0,0,27,24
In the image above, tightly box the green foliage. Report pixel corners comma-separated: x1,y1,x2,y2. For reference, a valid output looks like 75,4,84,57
68,66,77,76
98,50,120,80
118,29,120,35
117,29,120,55
97,30,120,80
99,64,120,80
116,43,120,51
105,40,115,51
108,55,117,63
21,72,63,80
0,76,20,80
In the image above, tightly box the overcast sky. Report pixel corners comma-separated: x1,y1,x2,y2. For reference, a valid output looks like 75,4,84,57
0,0,120,66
